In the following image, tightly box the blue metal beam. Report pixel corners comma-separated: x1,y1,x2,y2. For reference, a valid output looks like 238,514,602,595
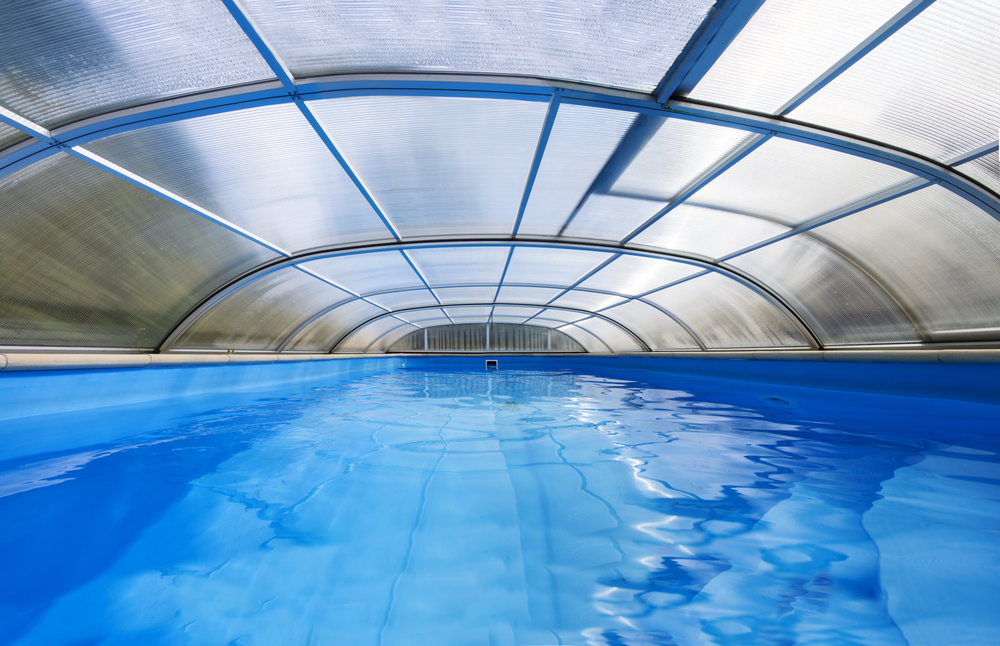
655,0,768,102
511,90,562,236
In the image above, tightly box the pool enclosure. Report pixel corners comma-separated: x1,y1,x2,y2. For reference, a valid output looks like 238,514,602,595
0,0,997,360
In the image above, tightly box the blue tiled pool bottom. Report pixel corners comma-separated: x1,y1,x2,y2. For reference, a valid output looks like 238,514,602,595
1,367,998,645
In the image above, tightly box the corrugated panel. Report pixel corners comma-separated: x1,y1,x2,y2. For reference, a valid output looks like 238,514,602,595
644,273,808,348
791,0,999,162
310,96,546,237
727,234,919,345
518,104,637,236
809,185,1000,342
245,0,714,92
0,0,273,129
176,268,350,350
283,299,386,352
688,0,911,113
84,104,392,253
956,150,999,194
0,153,276,348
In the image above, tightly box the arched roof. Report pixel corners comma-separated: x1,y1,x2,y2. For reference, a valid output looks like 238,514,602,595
0,0,997,354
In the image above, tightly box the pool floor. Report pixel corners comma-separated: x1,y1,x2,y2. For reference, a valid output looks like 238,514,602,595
1,367,998,645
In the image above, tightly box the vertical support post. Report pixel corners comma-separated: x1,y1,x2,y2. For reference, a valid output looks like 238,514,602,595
486,321,491,351
547,328,552,351
424,327,428,351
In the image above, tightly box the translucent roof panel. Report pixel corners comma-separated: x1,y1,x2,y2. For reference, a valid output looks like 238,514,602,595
495,286,564,305
602,300,699,351
502,247,612,287
284,299,391,352
368,323,421,354
562,194,665,242
299,252,422,295
405,247,510,286
434,286,500,305
0,123,28,152
790,0,999,162
579,255,701,296
558,323,610,353
610,119,752,201
84,104,392,253
336,317,415,353
534,309,590,324
244,0,714,92
0,0,274,129
687,137,919,226
393,309,448,325
176,268,350,351
518,104,637,237
365,290,438,311
727,234,920,346
444,306,493,320
630,204,789,260
549,290,627,312
492,306,542,322
687,0,911,113
310,96,546,237
573,317,644,352
645,273,809,349
957,150,999,195
0,153,276,348
809,185,1000,342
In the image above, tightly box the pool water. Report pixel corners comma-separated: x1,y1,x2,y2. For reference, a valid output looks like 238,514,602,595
1,366,998,645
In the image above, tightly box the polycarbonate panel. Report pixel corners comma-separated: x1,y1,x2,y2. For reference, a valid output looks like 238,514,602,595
0,123,28,152
284,299,385,352
405,247,510,285
368,322,420,354
365,290,438,311
244,0,713,92
177,268,350,351
444,306,493,319
790,0,999,162
688,0,911,113
557,324,607,353
809,185,1000,342
388,328,426,353
0,153,276,348
84,104,392,252
550,290,627,311
310,96,546,237
728,234,918,345
602,300,699,350
688,137,919,225
611,119,752,201
645,273,808,348
427,324,488,351
393,308,448,325
0,0,273,129
299,252,422,294
495,286,564,304
448,316,491,325
336,317,414,353
489,316,533,325
492,306,541,321
518,104,637,236
434,286,500,304
630,204,789,259
563,194,665,242
535,309,589,324
580,255,701,296
574,317,644,352
409,317,454,329
488,323,559,351
957,150,999,194
503,247,612,287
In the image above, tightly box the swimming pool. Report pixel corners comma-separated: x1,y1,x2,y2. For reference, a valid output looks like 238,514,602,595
1,359,998,645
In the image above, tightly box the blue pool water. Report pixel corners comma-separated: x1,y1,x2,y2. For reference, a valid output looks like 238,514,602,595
1,365,998,645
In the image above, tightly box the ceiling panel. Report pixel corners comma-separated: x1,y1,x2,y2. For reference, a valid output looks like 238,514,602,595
574,317,644,352
630,204,789,259
579,255,701,296
495,286,564,305
405,246,510,285
284,299,386,352
310,95,546,237
956,150,999,194
0,0,273,129
687,0,911,113
549,290,627,311
562,194,665,242
434,286,500,304
557,323,609,353
365,290,438,311
244,0,714,92
790,0,998,162
0,153,276,348
502,246,612,287
518,104,637,236
299,252,422,295
602,300,699,350
336,317,414,353
84,103,392,253
177,267,350,351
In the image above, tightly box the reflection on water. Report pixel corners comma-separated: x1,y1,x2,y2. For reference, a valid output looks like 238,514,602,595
1,369,998,645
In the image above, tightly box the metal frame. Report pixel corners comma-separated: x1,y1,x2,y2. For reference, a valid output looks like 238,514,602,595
158,239,819,352
336,304,646,354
